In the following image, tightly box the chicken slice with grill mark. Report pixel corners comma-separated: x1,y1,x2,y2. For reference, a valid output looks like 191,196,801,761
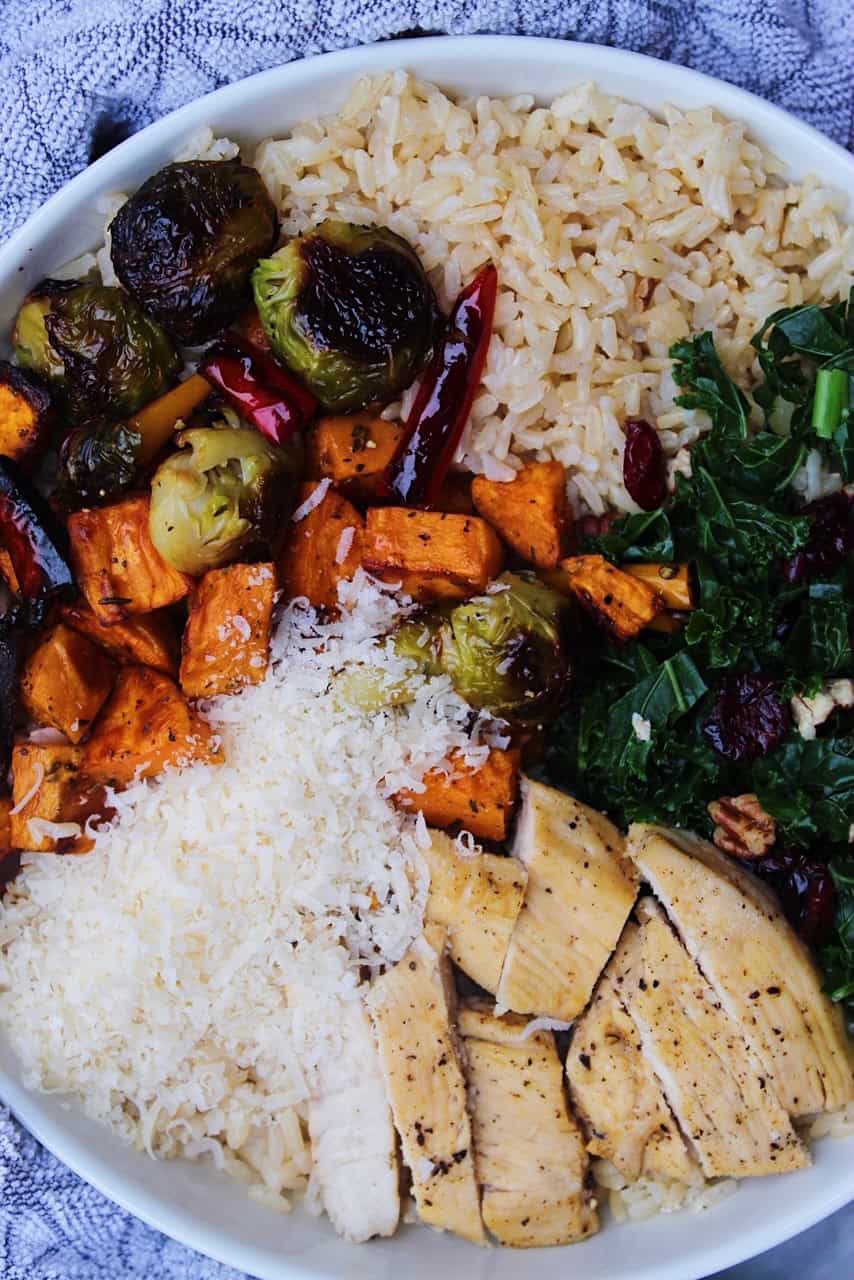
496,778,638,1020
566,922,697,1184
422,828,527,994
626,824,853,1116
287,986,400,1242
365,925,485,1244
625,899,809,1179
459,1001,598,1248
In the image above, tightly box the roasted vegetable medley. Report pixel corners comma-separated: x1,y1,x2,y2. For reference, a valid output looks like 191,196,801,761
0,149,851,1024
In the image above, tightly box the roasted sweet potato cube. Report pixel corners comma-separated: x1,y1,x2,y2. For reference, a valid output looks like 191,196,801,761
625,562,694,611
10,742,89,852
396,747,521,842
363,508,504,602
559,554,663,640
472,461,567,569
0,547,20,595
83,667,221,788
68,495,191,625
20,623,117,743
0,361,56,463
60,601,179,676
306,414,403,499
181,562,276,698
279,483,364,610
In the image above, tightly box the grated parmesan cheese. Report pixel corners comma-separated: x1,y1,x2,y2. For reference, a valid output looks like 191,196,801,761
334,526,356,565
0,572,480,1211
292,478,331,522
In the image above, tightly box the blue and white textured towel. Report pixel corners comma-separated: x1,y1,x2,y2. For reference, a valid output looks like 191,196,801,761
0,2,853,1278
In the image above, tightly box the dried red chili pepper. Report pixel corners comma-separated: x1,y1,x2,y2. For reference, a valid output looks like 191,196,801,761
623,418,667,510
703,672,790,763
201,334,318,445
0,618,16,775
0,458,74,625
380,263,498,508
751,851,837,947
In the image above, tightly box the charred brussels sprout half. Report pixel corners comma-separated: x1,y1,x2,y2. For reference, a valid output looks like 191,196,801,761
395,573,571,725
57,421,143,508
12,280,179,421
110,161,278,344
252,221,439,412
149,424,302,575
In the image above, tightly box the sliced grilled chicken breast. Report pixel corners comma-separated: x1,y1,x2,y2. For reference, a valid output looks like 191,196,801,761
496,778,638,1019
626,824,853,1116
625,899,809,1178
287,987,400,1242
566,923,696,1184
365,925,485,1244
422,829,527,994
459,1001,598,1248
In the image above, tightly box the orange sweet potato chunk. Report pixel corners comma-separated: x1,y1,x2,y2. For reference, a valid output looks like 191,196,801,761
83,667,221,788
307,414,403,499
559,554,662,640
472,460,567,569
181,562,277,698
60,601,179,676
362,508,504,602
68,495,191,625
396,747,521,842
9,742,91,852
279,483,364,610
20,623,116,743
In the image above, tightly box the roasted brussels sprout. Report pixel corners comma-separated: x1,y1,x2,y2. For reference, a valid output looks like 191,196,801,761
252,221,439,412
0,360,57,464
12,280,179,421
394,572,571,725
57,421,143,508
149,424,302,575
12,279,74,383
110,161,278,344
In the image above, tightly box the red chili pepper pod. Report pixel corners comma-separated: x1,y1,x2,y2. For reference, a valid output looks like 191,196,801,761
0,457,75,625
380,263,498,508
623,417,667,511
201,334,318,445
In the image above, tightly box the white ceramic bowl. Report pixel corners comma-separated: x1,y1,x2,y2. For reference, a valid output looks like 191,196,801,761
0,34,851,1280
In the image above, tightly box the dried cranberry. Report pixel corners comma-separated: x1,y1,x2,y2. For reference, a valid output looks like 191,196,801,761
623,418,667,511
783,490,854,584
704,672,790,762
751,851,837,947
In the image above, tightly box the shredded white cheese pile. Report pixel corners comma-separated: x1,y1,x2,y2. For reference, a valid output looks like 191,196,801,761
0,573,479,1211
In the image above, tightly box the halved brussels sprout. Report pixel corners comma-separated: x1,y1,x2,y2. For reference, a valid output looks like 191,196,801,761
149,423,302,575
12,280,179,421
252,221,439,412
56,420,143,508
110,161,279,344
391,572,571,725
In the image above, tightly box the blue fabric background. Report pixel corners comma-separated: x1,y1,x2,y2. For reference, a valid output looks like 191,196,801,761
0,2,852,1277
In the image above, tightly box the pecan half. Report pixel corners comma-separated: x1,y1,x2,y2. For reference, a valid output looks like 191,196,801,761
708,793,776,859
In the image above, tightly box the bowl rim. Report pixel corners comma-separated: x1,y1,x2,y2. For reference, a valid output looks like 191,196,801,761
0,32,852,1280
2,33,852,268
